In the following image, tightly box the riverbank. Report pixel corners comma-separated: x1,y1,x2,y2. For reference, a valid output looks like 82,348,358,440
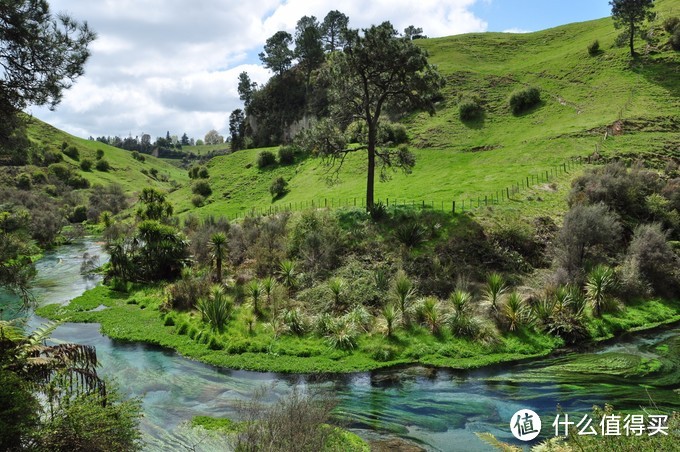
36,283,680,374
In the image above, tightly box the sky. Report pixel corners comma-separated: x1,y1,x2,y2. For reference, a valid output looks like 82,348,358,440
28,0,613,142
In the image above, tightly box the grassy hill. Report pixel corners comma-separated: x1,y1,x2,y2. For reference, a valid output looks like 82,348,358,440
24,117,188,195
168,0,679,219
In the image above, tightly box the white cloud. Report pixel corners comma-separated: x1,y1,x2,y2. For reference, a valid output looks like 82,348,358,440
502,28,532,34
31,0,487,140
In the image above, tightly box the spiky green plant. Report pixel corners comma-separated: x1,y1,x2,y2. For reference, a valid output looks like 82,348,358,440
209,232,227,282
247,280,262,317
277,260,297,291
421,296,442,335
393,270,414,324
373,268,390,291
347,305,373,333
483,272,507,310
283,308,307,336
243,311,256,335
197,285,233,332
449,289,472,316
325,318,358,350
328,277,345,307
382,303,398,337
315,313,334,337
503,291,526,332
261,276,277,315
585,265,617,317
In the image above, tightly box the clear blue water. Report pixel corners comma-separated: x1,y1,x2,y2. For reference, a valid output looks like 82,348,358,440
2,239,678,451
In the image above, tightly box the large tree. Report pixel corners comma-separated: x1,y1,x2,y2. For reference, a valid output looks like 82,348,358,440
609,0,655,56
312,22,444,211
294,15,324,90
259,31,294,76
237,71,256,111
0,0,96,147
229,108,245,151
321,10,349,52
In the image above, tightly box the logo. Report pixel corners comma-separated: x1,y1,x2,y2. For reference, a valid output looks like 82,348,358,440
510,409,542,441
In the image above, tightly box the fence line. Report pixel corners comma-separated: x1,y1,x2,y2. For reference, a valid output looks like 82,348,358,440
224,155,588,221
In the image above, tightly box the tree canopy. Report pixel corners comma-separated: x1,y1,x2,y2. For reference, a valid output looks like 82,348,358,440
609,0,655,56
0,0,95,147
259,31,294,75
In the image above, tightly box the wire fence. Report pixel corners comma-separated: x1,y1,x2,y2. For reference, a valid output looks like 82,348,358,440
226,155,589,220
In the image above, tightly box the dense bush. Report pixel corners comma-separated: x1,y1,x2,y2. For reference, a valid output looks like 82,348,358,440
458,97,483,121
166,272,211,310
48,163,71,181
663,16,680,33
63,145,79,161
191,194,205,207
555,203,622,280
624,223,680,298
509,86,541,114
671,28,680,50
269,177,288,199
289,210,344,276
96,149,105,159
31,171,47,184
257,150,277,168
278,145,295,165
95,158,110,171
80,158,93,171
69,205,88,223
87,184,128,222
15,173,32,190
192,180,212,197
188,165,209,179
587,40,600,56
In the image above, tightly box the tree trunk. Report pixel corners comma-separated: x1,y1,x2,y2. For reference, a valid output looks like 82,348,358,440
366,122,377,212
216,257,222,283
629,21,635,56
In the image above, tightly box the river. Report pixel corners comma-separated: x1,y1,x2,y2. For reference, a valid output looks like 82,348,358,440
2,239,678,451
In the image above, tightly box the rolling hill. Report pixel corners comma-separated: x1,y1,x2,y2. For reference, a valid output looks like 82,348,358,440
165,0,679,219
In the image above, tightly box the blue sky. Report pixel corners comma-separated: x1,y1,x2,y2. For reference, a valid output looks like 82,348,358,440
31,0,614,140
474,0,612,33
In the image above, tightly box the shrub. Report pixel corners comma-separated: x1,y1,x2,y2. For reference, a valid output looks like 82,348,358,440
67,174,90,189
69,205,88,223
31,171,47,184
257,150,276,168
587,40,600,56
192,180,212,197
163,314,176,326
615,30,630,48
283,308,308,336
95,159,110,171
458,97,483,121
624,223,680,298
269,177,288,199
87,184,128,221
96,149,105,160
198,167,209,178
191,195,205,207
167,272,211,311
663,17,680,33
509,86,541,114
48,163,71,181
15,173,32,190
278,146,296,165
63,145,79,161
344,120,365,143
60,141,68,151
671,28,680,51
556,203,622,279
80,158,93,171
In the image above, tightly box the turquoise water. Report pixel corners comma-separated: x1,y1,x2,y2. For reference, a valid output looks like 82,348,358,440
2,239,678,451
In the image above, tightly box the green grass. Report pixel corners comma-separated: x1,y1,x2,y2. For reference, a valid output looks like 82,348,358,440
24,117,189,195
165,0,679,219
35,282,680,374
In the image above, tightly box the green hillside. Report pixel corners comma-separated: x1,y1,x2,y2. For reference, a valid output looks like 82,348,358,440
169,0,679,219
24,117,188,195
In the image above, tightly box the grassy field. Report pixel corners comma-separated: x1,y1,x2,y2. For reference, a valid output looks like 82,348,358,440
166,0,679,219
24,117,189,195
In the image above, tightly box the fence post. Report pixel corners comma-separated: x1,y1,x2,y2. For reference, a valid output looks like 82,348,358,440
506,187,510,199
